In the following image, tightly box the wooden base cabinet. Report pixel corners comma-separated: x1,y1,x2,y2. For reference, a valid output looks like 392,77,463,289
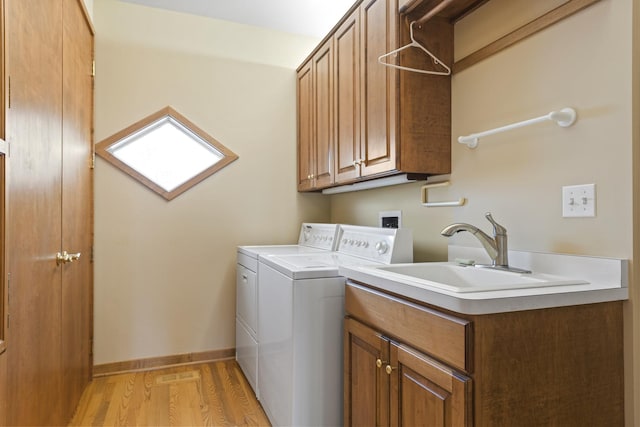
344,282,624,427
345,317,471,426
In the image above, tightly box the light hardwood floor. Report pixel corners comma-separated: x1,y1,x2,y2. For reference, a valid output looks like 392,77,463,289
69,360,270,426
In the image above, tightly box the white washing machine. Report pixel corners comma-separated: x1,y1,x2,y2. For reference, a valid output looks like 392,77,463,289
257,225,413,427
236,223,340,398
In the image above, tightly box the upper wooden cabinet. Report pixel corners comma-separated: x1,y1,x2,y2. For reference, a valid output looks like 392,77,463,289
296,61,314,191
297,0,453,191
297,39,335,190
334,9,360,184
359,0,399,179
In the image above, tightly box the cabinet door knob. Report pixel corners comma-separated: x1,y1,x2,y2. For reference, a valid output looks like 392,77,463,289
376,358,389,368
385,365,397,375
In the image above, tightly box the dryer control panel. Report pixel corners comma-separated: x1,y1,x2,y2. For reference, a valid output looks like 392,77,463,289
297,223,341,251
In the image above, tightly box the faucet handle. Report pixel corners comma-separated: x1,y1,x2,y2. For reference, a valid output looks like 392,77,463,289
485,212,507,236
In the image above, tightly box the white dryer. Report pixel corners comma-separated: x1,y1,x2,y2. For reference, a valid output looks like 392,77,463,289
257,225,413,427
235,223,339,398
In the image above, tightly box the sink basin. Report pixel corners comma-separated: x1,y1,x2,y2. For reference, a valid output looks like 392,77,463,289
369,262,589,293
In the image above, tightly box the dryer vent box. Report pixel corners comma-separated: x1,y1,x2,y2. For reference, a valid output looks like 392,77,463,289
379,210,402,229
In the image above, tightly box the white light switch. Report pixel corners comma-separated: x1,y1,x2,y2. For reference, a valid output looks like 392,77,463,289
562,184,596,217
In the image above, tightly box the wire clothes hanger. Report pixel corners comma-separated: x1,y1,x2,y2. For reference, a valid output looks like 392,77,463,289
378,21,451,76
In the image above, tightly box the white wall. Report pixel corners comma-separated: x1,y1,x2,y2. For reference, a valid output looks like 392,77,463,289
331,0,637,424
93,0,329,365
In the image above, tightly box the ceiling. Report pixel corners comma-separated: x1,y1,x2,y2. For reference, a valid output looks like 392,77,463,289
118,0,356,38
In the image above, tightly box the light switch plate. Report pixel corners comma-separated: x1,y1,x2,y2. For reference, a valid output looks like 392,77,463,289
562,184,596,217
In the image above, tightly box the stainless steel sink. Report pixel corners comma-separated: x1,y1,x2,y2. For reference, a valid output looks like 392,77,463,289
368,262,588,293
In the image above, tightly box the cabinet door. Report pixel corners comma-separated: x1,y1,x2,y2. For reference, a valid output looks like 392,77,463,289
61,0,94,418
360,0,397,177
312,39,334,188
389,343,472,427
344,317,390,427
297,61,314,191
5,0,64,424
334,9,361,184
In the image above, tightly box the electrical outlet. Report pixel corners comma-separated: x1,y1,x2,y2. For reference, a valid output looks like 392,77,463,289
379,210,402,228
562,184,596,217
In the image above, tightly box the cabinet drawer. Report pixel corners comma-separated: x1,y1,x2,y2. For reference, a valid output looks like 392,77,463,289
345,282,472,372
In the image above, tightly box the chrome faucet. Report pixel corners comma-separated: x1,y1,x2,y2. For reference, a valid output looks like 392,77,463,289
441,213,530,273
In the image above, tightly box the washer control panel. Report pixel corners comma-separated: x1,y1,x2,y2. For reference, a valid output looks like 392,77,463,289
337,225,413,264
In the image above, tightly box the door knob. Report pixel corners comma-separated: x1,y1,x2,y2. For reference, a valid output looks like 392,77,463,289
56,252,69,265
56,251,81,265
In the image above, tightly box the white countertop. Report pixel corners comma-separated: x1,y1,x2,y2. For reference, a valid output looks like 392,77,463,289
338,246,629,315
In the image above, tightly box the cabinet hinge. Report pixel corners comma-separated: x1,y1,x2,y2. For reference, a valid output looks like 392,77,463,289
90,151,95,169
7,76,11,109
91,61,95,77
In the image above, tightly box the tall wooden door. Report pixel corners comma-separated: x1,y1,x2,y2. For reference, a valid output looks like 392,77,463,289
61,0,94,418
5,0,65,424
360,0,397,177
